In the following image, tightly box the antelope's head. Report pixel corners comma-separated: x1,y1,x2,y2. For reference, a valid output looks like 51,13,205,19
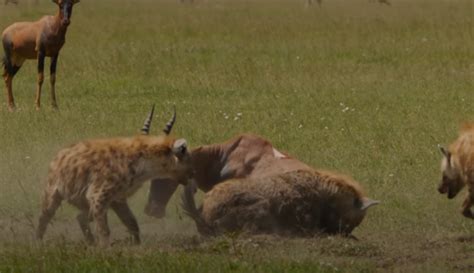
53,0,80,26
438,145,465,199
141,105,194,186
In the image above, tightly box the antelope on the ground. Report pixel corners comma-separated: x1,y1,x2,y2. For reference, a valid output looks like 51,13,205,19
144,133,314,218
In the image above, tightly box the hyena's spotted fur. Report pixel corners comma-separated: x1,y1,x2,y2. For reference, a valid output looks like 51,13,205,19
36,109,193,246
439,123,474,219
182,169,379,237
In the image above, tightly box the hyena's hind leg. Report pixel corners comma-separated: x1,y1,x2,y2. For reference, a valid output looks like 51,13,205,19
111,201,140,244
76,209,95,244
36,189,63,240
88,194,111,247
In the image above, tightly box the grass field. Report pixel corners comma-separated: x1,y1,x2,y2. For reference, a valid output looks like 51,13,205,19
0,0,473,272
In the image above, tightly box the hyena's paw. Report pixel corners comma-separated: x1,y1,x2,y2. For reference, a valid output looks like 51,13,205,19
461,208,474,219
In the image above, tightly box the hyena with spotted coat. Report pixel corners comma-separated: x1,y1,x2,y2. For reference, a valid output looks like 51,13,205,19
182,169,379,236
36,107,193,246
438,123,474,219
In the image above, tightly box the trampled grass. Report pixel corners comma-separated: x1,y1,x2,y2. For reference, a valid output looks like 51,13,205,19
0,0,473,272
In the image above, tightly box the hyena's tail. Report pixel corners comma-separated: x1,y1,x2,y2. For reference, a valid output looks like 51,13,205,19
181,181,214,236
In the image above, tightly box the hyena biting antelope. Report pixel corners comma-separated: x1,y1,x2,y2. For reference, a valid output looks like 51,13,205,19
438,123,474,219
144,133,314,218
182,169,379,237
2,0,79,111
36,106,194,246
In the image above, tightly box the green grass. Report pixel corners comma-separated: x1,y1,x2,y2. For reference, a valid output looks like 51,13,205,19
0,0,473,272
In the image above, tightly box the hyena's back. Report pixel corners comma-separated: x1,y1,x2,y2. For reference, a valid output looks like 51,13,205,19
46,139,133,206
192,169,377,236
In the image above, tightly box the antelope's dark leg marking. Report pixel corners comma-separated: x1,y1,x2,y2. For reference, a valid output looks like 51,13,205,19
35,49,45,110
50,54,59,108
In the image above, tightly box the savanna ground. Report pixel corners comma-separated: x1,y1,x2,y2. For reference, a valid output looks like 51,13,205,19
0,0,473,272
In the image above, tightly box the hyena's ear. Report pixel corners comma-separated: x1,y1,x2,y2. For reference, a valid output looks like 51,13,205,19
172,138,188,159
360,197,380,210
438,144,451,163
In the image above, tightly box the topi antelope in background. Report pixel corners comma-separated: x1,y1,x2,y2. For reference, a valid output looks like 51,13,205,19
4,0,19,5
1,0,79,111
36,106,194,246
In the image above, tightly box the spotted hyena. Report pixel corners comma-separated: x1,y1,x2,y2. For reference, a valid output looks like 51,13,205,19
36,107,193,246
438,123,474,219
182,169,379,237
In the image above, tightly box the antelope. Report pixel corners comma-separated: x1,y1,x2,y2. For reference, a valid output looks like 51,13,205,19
36,106,194,246
2,0,79,111
144,133,314,218
4,0,19,5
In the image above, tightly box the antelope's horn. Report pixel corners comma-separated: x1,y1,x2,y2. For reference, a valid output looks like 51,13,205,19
163,106,176,135
141,104,155,135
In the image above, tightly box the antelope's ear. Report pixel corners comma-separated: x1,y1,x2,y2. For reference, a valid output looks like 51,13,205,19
52,0,60,4
360,198,380,210
172,138,188,159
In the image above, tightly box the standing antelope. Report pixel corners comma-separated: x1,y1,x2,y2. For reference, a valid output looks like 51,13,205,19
36,106,194,246
2,0,79,111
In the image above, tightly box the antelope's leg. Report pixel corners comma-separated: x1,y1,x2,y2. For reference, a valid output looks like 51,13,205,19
50,54,59,109
111,201,140,244
3,71,14,112
35,50,45,110
2,57,20,112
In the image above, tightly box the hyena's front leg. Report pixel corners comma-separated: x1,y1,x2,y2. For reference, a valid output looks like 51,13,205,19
111,201,140,244
76,209,94,244
36,190,62,240
461,192,473,219
89,196,110,247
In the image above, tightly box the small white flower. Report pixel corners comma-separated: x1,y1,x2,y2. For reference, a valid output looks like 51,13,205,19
298,124,303,129
236,112,242,116
25,156,31,159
